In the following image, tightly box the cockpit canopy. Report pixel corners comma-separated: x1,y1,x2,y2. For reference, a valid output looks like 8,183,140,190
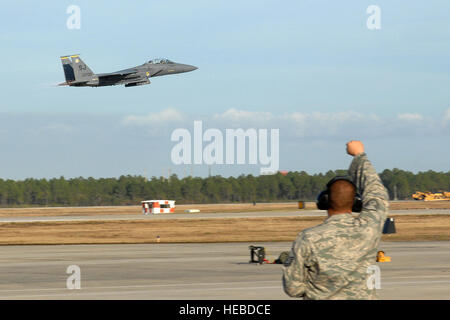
148,58,174,64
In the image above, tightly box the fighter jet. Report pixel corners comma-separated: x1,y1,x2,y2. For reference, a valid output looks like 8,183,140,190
59,54,197,87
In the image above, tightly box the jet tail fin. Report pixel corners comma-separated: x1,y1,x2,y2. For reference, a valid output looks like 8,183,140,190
60,56,75,83
60,54,94,83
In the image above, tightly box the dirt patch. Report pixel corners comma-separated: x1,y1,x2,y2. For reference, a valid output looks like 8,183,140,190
0,214,448,245
389,201,450,210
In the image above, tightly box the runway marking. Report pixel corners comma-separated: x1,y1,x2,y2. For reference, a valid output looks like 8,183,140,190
0,209,448,223
0,281,284,299
1,278,450,299
0,280,280,293
0,256,245,267
0,257,449,268
382,275,450,279
2,281,450,299
0,275,449,294
382,280,450,286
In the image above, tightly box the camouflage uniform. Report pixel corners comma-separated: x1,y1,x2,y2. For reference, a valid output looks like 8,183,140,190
282,152,389,299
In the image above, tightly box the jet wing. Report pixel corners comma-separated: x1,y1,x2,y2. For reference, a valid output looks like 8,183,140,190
97,66,163,80
96,68,151,86
96,68,138,81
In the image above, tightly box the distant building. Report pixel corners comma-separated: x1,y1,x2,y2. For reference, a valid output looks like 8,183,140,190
260,170,289,176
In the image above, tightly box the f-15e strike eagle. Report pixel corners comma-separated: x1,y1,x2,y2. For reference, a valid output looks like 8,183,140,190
59,54,197,87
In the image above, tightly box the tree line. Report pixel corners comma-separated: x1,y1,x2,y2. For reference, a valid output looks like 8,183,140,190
0,168,448,207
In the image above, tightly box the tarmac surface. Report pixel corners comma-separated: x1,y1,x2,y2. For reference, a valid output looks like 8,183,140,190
0,209,449,223
0,241,448,299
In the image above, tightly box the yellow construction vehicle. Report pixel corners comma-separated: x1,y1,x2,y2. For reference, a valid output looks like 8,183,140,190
412,191,450,201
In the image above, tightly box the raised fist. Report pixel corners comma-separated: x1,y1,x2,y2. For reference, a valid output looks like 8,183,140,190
346,140,364,156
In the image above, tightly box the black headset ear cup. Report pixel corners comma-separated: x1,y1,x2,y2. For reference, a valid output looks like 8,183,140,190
316,191,329,210
352,192,363,212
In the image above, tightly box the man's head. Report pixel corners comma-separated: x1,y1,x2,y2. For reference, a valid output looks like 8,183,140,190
316,176,362,215
328,179,356,214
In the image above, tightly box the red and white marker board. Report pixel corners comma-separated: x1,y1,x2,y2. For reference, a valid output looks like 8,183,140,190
141,200,175,215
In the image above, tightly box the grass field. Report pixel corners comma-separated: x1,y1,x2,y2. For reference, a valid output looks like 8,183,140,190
0,214,448,245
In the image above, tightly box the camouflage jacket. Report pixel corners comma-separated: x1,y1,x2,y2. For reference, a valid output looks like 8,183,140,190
282,152,389,299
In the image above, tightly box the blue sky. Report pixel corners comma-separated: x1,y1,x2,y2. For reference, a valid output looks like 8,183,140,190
0,1,449,179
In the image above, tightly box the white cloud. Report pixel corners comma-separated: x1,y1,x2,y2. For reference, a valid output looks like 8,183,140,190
122,107,448,139
287,111,379,124
397,113,423,121
443,109,450,123
213,108,273,122
278,111,383,138
0,109,448,179
23,123,77,138
122,108,185,126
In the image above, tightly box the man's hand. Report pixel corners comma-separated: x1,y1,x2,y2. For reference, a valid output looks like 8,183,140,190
346,140,364,156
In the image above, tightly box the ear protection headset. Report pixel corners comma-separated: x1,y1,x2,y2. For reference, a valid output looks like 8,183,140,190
316,176,363,212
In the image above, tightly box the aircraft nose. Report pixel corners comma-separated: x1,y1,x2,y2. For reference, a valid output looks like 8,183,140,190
181,64,198,72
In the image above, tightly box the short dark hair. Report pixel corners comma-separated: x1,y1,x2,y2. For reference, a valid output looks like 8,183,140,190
328,180,356,211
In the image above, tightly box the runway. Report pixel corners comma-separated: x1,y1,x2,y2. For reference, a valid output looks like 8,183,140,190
0,209,449,223
0,241,448,299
